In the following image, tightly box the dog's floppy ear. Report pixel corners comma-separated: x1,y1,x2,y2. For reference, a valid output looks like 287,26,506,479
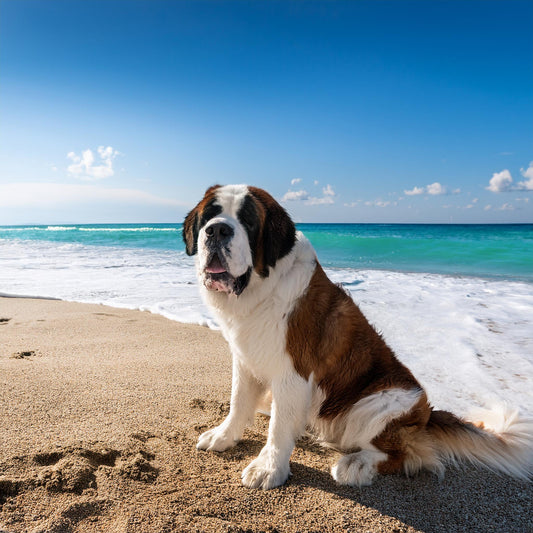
182,185,222,256
182,207,199,256
249,187,296,277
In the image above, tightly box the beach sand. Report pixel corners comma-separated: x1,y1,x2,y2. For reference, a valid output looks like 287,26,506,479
0,297,531,533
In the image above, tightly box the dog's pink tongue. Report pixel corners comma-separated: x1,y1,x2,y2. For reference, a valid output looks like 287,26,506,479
206,255,226,274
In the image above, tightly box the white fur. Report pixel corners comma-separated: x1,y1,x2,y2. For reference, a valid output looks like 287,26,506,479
213,184,249,218
445,405,533,480
331,448,388,487
312,387,423,453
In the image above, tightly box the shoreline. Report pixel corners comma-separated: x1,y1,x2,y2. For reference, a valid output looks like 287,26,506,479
1,259,532,324
1,297,532,532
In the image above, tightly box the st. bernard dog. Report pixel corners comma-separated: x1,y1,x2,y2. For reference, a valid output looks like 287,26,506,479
183,184,533,490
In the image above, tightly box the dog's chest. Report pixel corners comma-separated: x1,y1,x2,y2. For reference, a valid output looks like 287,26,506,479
221,301,295,382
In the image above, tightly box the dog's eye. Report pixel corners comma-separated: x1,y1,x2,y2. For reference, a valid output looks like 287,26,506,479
200,203,222,227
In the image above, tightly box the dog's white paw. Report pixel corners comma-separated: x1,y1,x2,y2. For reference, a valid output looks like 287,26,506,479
196,425,238,452
331,450,386,487
241,453,290,490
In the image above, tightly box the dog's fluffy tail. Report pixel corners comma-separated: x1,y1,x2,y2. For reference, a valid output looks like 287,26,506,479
423,405,533,480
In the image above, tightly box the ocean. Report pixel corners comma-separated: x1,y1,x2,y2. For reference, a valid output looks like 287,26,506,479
1,223,532,417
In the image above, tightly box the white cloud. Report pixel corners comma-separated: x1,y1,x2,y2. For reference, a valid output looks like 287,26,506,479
307,183,336,205
405,182,454,196
307,195,334,206
518,162,533,190
426,182,447,195
404,186,425,196
281,183,336,205
486,164,533,192
521,162,533,179
322,184,335,197
486,169,513,192
0,182,182,208
67,146,121,181
291,178,302,186
485,202,516,212
364,200,397,208
282,189,309,201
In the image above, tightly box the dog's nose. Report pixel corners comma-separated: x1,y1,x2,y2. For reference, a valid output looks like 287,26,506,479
205,222,234,242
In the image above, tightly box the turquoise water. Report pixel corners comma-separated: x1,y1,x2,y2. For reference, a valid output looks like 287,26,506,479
301,224,533,281
0,223,531,282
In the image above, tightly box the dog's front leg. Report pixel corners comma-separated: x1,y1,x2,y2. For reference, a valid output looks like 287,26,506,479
242,370,311,489
197,357,265,452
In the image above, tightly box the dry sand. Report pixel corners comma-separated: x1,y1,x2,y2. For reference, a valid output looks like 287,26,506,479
0,296,532,533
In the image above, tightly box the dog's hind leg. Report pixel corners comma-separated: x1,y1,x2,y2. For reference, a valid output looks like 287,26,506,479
329,387,434,486
332,448,388,486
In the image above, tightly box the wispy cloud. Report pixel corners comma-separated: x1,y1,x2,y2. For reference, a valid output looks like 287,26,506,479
282,189,309,201
322,184,335,197
281,182,336,205
404,182,458,196
307,184,335,205
484,203,516,211
519,162,533,190
364,200,397,208
0,182,182,208
404,186,425,196
67,146,121,181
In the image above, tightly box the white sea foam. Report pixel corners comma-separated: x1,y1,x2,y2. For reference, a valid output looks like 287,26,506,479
1,238,532,417
0,226,179,232
0,227,43,231
77,227,179,232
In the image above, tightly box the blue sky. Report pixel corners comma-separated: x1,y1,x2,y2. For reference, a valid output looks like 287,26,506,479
1,0,532,224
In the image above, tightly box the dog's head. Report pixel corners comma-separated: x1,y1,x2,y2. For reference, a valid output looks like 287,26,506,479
183,184,296,295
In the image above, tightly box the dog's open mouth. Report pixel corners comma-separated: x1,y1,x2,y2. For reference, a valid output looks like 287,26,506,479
205,253,227,274
204,252,233,293
203,252,251,296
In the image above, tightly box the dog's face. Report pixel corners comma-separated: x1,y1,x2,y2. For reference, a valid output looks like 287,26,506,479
183,184,296,295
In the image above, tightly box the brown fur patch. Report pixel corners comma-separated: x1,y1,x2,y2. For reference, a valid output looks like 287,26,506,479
372,393,433,474
182,185,221,255
248,186,296,277
286,263,421,420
